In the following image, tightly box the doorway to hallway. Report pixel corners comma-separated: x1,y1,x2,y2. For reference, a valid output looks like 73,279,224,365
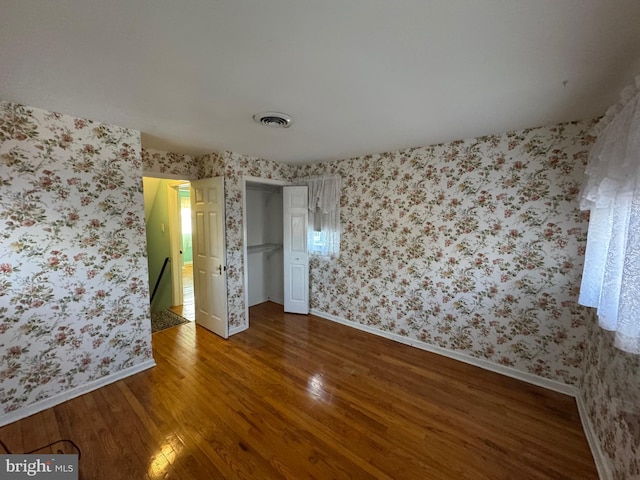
170,263,195,321
142,177,195,321
169,184,195,321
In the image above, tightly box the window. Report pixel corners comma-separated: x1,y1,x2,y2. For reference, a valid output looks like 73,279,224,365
300,175,341,258
311,230,326,251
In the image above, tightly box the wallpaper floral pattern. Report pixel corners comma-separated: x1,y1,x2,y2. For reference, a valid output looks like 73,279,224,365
0,102,153,417
142,147,198,179
195,152,225,180
581,310,640,479
296,121,597,385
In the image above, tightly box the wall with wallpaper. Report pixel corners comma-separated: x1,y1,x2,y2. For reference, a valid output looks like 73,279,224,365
0,102,153,422
581,310,640,479
142,147,199,179
297,121,596,385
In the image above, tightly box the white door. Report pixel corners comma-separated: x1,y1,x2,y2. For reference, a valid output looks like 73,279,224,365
191,177,228,338
283,186,309,314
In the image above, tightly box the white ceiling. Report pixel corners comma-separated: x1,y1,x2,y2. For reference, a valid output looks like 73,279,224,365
2,1,640,165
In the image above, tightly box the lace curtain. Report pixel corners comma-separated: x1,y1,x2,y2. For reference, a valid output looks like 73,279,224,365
298,175,342,257
579,74,640,354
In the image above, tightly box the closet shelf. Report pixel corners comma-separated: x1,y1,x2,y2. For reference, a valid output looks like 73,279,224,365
247,243,282,254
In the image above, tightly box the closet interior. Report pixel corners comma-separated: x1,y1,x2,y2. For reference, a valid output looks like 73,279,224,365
246,182,284,307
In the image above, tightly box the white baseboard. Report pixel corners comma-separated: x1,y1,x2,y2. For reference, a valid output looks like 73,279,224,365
0,359,156,428
248,296,270,307
575,393,611,480
310,309,577,396
249,297,283,308
310,309,615,477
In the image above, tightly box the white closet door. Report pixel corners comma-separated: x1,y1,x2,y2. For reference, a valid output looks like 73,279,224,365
283,186,309,314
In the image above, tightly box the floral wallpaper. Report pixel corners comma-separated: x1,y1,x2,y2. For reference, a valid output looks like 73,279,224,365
581,309,640,479
296,121,597,385
141,147,198,179
195,152,225,180
0,102,153,418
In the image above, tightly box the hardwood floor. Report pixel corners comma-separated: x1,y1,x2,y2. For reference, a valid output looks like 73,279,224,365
0,302,597,479
169,263,194,321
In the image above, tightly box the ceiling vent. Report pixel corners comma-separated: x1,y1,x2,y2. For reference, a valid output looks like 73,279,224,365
253,112,293,128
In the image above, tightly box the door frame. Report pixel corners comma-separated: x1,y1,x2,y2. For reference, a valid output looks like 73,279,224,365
242,176,290,329
142,174,195,344
167,180,190,307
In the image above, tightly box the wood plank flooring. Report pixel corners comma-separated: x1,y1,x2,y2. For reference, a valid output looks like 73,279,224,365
169,263,195,321
0,302,597,479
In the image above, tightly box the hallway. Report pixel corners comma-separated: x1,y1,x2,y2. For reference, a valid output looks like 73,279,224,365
170,263,194,321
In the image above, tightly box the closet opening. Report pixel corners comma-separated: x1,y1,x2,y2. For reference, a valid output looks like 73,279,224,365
242,177,289,326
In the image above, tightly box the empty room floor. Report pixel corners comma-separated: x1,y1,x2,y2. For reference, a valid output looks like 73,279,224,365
0,302,597,479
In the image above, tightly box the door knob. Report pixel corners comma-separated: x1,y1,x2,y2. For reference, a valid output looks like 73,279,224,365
218,265,222,274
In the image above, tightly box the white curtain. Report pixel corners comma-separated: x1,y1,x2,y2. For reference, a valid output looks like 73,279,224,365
298,175,342,257
579,74,640,354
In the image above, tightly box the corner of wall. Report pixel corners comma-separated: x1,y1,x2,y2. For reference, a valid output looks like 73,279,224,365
0,360,156,428
0,101,153,420
578,308,640,479
575,390,613,480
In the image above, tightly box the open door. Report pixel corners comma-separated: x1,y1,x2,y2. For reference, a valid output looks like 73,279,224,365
283,185,309,314
191,177,228,338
